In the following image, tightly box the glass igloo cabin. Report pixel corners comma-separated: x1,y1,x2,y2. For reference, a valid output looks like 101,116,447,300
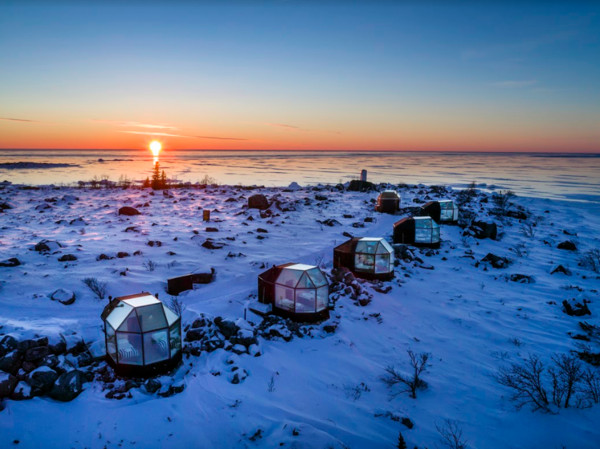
393,216,441,248
258,263,330,322
419,200,459,223
333,237,395,281
101,292,182,376
375,190,400,213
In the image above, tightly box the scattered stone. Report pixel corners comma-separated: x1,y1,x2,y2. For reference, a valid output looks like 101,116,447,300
562,299,591,317
117,251,130,258
558,240,577,251
206,227,219,232
509,274,534,284
96,253,113,261
470,221,497,240
28,367,59,395
551,265,571,276
248,194,269,210
49,370,85,402
34,240,62,253
10,381,33,400
118,206,140,216
0,336,18,357
144,378,161,394
58,254,77,262
147,240,162,247
0,373,18,399
0,258,21,267
202,239,225,250
318,218,341,227
479,253,511,269
0,351,24,375
50,288,75,306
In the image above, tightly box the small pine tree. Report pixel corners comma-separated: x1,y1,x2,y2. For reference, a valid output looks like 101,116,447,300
397,432,407,449
143,177,150,188
160,170,167,189
151,162,161,190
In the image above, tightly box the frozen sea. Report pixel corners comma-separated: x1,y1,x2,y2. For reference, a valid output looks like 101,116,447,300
1,149,599,203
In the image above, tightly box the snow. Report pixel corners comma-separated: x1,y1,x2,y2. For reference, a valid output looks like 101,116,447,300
0,183,599,448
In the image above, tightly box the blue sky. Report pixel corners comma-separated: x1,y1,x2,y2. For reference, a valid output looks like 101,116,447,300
0,1,599,151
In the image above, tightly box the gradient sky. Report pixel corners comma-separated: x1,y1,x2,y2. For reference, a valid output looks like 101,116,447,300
1,1,599,152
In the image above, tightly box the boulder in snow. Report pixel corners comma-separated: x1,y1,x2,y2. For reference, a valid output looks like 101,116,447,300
49,370,85,402
51,288,76,305
247,194,269,210
0,257,21,267
118,206,140,216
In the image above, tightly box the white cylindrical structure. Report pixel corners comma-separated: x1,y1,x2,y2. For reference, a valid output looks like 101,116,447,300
360,169,367,182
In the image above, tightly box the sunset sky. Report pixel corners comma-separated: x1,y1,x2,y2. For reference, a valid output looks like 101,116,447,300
1,2,599,152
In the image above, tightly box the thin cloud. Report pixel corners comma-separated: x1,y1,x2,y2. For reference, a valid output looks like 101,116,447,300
196,135,248,141
0,117,39,123
119,130,191,138
490,80,538,88
93,119,178,130
265,123,302,131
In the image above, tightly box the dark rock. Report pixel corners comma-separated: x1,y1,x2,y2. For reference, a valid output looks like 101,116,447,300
558,240,577,251
342,231,353,238
0,351,23,375
256,228,268,233
248,194,269,210
11,381,34,400
202,239,225,250
562,299,591,317
206,227,219,232
34,240,61,253
191,318,206,329
214,318,240,339
0,257,21,267
318,219,341,227
185,329,204,342
401,417,414,429
470,221,497,240
551,265,572,276
147,240,162,247
144,378,161,394
0,202,12,212
506,210,527,220
323,324,337,334
58,254,77,262
18,337,48,351
50,288,76,305
49,341,66,355
118,206,140,216
509,274,534,284
67,340,88,357
28,367,59,395
49,370,85,402
0,335,18,357
347,180,375,192
96,253,113,261
364,217,374,223
24,345,49,362
480,253,511,269
351,222,365,228
0,373,18,399
117,251,130,258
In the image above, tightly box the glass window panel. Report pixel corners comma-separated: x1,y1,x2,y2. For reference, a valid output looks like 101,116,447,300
275,285,295,311
415,227,431,243
307,268,328,287
375,255,391,273
136,304,167,332
415,219,427,229
106,323,117,362
106,302,133,330
432,227,440,242
380,239,394,254
295,289,316,313
116,332,143,365
163,305,179,326
355,253,375,271
356,240,378,254
123,295,159,308
143,330,169,365
276,269,303,287
117,310,141,333
316,286,329,311
297,272,315,289
169,323,181,357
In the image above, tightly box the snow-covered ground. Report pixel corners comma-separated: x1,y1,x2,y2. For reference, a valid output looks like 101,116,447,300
0,183,599,449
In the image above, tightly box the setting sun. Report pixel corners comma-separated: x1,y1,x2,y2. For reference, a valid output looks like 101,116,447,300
149,141,162,157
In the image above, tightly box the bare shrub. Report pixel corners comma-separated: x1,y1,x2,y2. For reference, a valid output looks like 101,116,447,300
267,374,276,393
382,350,430,399
168,296,186,316
199,174,217,186
436,419,468,449
493,190,515,214
520,222,536,238
143,259,157,271
579,249,600,273
457,181,477,205
497,353,600,412
343,382,370,400
82,277,107,300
